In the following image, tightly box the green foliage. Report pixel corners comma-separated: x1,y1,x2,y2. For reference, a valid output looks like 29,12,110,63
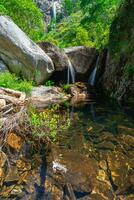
0,72,33,94
44,0,122,49
28,104,70,141
63,84,70,92
124,64,134,78
0,4,7,14
44,80,55,87
80,0,122,48
0,0,44,41
44,12,94,48
62,0,80,16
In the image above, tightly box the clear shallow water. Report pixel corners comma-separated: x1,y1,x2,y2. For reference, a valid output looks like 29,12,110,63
1,100,134,200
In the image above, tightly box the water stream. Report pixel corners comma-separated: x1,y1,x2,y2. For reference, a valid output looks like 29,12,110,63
0,98,134,199
67,57,75,84
88,55,100,86
52,1,57,20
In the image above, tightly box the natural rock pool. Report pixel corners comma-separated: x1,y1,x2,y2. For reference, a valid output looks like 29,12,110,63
0,99,134,200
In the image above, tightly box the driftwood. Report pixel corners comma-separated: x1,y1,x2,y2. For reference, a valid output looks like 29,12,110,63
0,87,26,102
0,87,26,118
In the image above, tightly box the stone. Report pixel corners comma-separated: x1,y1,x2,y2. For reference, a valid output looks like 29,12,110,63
117,134,134,150
30,86,70,108
0,16,54,84
0,152,7,168
65,46,97,75
38,42,68,71
91,180,115,200
95,141,115,151
0,99,6,108
117,125,134,136
35,0,62,26
0,60,8,72
6,132,23,151
106,151,129,188
5,166,19,183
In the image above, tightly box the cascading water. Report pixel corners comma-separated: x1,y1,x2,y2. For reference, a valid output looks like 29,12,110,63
67,58,75,84
52,1,57,20
88,55,100,86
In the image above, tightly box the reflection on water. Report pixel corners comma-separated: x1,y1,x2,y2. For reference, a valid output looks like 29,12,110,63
0,100,134,200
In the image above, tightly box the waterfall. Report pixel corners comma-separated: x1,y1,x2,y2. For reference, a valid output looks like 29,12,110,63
52,1,57,20
67,58,75,84
88,55,100,86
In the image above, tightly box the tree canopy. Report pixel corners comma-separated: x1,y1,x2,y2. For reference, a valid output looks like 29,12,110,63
0,0,44,41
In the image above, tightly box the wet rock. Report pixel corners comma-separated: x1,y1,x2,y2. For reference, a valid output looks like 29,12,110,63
117,125,134,136
116,134,134,150
5,166,19,183
107,152,129,188
98,131,118,143
65,46,97,76
50,150,98,193
16,159,31,171
0,16,54,84
125,195,134,200
69,83,94,106
0,152,7,168
6,132,23,151
88,193,108,200
95,141,115,151
0,152,7,186
45,176,64,200
92,180,115,200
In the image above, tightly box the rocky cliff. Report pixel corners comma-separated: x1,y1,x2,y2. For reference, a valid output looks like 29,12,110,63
34,0,62,26
102,0,134,105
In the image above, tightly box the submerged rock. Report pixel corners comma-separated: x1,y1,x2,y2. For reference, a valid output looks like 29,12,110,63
6,132,23,151
0,16,54,84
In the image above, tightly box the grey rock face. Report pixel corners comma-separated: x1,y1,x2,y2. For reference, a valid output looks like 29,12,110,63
0,60,8,72
0,16,54,84
34,0,62,25
65,46,97,75
38,42,68,71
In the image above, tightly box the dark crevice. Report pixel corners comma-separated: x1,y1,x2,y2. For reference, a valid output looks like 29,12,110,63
105,158,118,192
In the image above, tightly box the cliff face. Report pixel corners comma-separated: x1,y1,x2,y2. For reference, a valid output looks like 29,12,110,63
102,0,134,105
34,0,62,25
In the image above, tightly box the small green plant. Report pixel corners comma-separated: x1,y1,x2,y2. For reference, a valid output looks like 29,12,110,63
0,72,33,94
63,84,70,92
28,104,70,141
44,80,55,87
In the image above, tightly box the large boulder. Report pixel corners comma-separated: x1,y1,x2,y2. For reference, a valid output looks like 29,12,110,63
0,16,54,84
38,42,68,71
0,60,8,72
64,46,97,75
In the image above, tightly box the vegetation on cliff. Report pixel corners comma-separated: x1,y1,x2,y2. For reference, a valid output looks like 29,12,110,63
44,0,122,48
0,0,44,41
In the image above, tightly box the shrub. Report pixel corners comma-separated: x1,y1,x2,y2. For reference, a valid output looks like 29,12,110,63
28,104,70,141
0,72,33,94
